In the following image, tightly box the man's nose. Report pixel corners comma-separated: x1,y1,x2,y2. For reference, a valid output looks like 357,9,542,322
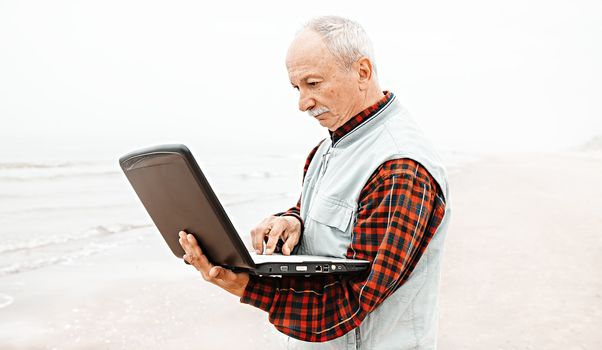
298,91,315,112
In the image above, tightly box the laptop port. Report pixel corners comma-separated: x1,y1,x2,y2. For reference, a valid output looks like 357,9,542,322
315,265,322,272
295,265,307,272
280,266,289,272
323,264,329,272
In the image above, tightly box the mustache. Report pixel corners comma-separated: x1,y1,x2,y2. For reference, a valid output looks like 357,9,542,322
307,107,330,118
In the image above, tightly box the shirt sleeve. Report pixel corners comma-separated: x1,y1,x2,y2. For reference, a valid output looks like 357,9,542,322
241,159,446,342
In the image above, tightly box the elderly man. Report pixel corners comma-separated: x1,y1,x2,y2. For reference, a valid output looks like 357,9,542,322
179,16,451,349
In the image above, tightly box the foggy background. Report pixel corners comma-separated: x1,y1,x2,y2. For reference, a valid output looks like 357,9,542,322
1,0,600,162
1,2,601,349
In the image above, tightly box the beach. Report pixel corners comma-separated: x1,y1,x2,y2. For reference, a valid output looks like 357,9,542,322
2,1,601,348
438,151,602,349
1,150,601,349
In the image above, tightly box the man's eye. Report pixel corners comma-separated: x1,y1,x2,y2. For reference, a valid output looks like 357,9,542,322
308,81,319,86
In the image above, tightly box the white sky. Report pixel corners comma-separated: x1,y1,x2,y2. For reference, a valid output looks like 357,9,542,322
1,0,601,161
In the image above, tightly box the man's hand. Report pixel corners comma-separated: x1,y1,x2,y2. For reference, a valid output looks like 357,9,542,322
178,231,249,297
250,215,301,255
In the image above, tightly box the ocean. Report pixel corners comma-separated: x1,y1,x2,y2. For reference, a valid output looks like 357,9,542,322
0,152,307,287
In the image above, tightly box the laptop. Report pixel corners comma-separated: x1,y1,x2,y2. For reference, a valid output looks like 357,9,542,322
119,144,369,276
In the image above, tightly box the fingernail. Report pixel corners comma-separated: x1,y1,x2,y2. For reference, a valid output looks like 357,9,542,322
211,267,220,278
255,249,261,254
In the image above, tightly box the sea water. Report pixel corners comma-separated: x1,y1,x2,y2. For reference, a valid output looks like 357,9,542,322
0,153,305,279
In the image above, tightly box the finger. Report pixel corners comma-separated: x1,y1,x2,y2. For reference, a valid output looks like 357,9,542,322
264,229,282,255
179,230,194,250
179,234,197,262
264,218,290,253
179,231,187,246
282,233,299,256
270,218,288,234
183,255,191,265
192,254,213,275
184,234,212,271
186,233,204,255
208,266,237,282
251,226,269,254
179,231,192,255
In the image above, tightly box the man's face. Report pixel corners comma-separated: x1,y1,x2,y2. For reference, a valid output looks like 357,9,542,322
286,30,363,131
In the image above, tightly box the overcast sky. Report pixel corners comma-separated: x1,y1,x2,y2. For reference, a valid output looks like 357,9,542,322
1,0,600,161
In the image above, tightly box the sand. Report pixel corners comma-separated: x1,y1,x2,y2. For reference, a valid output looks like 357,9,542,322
438,151,602,349
0,151,600,349
0,232,285,350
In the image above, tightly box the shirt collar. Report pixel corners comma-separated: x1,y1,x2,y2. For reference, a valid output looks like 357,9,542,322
329,91,394,144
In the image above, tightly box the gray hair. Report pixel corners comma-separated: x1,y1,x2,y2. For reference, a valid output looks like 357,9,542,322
302,16,377,74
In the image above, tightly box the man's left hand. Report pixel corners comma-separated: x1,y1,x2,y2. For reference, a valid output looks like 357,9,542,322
178,231,249,297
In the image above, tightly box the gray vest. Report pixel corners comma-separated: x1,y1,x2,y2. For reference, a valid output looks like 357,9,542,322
287,96,451,350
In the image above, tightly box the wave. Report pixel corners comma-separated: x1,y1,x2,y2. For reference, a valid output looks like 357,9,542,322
0,160,108,170
1,203,133,215
0,236,141,277
0,159,121,183
0,170,120,182
0,293,13,309
0,161,78,170
0,223,152,254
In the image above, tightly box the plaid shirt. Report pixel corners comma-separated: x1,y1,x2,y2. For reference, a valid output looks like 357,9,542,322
241,92,446,342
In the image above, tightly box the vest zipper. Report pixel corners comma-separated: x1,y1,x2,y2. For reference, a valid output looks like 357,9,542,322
321,147,332,176
305,145,332,217
314,145,332,191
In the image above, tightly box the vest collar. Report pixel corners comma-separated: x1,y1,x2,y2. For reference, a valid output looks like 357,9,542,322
329,91,394,144
331,94,399,148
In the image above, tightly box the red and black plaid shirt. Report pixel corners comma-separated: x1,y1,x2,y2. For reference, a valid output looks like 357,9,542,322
241,92,446,342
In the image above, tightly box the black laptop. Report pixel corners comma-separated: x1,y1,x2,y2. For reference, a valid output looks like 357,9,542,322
119,144,369,276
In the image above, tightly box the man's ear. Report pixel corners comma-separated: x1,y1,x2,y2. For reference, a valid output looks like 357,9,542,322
357,57,374,90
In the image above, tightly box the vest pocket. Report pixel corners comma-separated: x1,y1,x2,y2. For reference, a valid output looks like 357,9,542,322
308,196,354,233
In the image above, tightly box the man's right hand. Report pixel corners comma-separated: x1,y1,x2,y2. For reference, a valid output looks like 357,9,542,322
250,215,301,255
